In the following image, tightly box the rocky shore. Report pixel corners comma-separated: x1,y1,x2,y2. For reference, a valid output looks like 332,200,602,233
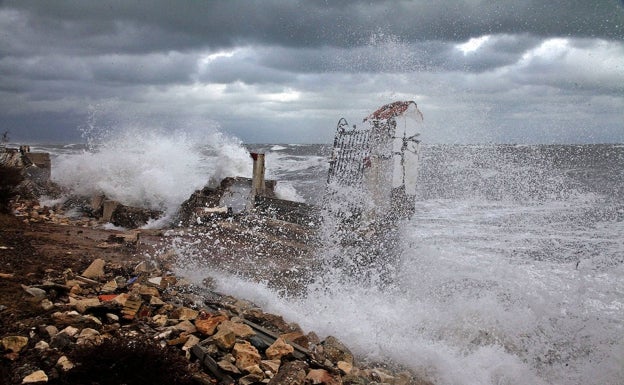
0,145,434,385
0,199,432,385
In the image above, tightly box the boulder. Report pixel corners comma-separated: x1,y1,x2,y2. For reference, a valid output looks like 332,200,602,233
22,370,48,384
72,297,101,313
35,341,49,351
218,320,256,338
260,359,281,375
100,279,118,293
81,258,106,279
59,326,79,338
182,334,200,354
40,299,54,311
76,328,101,345
337,360,353,375
173,307,198,321
57,356,75,371
1,335,29,353
306,368,342,385
279,330,309,347
322,336,354,365
109,203,162,229
267,360,307,385
175,320,197,334
265,337,294,360
195,314,228,336
21,285,47,300
211,328,236,350
233,341,261,371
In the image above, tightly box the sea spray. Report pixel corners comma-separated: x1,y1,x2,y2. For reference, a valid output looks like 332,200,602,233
169,144,623,385
53,126,252,224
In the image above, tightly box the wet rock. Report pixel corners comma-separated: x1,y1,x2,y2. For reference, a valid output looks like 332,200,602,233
72,297,101,313
175,320,197,334
239,372,264,385
22,369,48,384
337,360,353,375
21,285,47,300
83,314,102,326
173,306,199,321
218,319,256,339
1,335,29,353
40,299,54,311
112,293,129,306
151,314,168,327
182,334,200,354
110,203,162,229
134,260,160,274
43,325,58,339
50,333,72,350
342,374,369,385
233,341,261,371
217,356,241,374
155,329,173,340
149,296,165,306
35,341,49,351
306,368,342,385
280,330,309,348
322,336,354,365
76,328,101,345
211,328,236,350
51,310,83,326
267,360,307,385
59,326,79,338
243,308,296,334
167,334,190,346
81,258,106,279
100,279,118,293
394,371,418,385
56,356,74,371
265,337,294,360
195,313,228,336
138,284,160,298
260,359,281,375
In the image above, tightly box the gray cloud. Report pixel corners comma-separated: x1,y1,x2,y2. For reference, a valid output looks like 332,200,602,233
0,1,622,144
3,0,623,54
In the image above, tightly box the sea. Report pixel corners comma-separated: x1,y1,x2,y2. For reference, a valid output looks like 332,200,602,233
16,131,624,385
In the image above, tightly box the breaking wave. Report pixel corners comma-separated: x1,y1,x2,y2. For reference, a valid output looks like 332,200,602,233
52,126,252,221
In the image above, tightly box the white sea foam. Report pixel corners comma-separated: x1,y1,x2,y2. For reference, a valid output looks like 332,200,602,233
46,139,623,385
274,181,306,202
52,126,251,222
173,144,624,385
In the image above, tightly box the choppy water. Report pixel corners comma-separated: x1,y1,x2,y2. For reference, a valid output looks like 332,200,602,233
24,136,624,385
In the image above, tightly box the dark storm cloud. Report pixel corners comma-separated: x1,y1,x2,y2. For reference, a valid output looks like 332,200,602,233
2,0,623,56
0,1,622,144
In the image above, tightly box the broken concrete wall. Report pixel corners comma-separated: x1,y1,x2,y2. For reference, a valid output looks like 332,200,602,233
0,147,57,202
174,177,277,227
253,196,318,227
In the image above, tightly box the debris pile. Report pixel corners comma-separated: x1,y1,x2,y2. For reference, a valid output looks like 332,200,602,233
1,254,430,385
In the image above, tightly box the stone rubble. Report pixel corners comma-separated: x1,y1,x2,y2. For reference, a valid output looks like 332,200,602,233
0,163,433,385
1,254,432,385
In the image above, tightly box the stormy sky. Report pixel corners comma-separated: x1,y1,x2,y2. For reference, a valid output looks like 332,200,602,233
1,1,623,144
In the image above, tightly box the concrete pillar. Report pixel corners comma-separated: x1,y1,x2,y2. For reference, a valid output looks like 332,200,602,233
250,152,266,197
102,200,119,222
